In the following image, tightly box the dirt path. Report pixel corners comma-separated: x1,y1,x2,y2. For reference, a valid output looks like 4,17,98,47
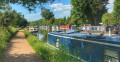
2,29,43,62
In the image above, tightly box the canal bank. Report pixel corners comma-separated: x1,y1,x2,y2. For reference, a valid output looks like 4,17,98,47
24,28,83,62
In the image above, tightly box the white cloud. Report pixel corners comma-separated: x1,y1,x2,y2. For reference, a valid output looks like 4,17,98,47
49,3,71,11
106,0,114,13
61,11,70,15
25,13,42,21
54,11,70,18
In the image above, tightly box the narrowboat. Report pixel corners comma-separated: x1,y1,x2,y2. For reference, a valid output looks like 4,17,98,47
60,23,72,30
81,24,118,35
48,30,120,62
27,26,39,36
52,25,60,32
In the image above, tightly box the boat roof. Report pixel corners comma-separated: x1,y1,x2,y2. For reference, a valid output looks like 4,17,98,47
49,30,120,43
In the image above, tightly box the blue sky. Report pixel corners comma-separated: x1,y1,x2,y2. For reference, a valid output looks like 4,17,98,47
10,0,71,22
10,0,114,22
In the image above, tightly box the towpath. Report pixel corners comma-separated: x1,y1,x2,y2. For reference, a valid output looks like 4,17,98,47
2,29,43,62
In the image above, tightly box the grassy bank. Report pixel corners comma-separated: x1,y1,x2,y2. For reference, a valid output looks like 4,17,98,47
24,28,81,62
0,26,18,61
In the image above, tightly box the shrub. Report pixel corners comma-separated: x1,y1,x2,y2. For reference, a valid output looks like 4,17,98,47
7,26,18,34
0,26,18,61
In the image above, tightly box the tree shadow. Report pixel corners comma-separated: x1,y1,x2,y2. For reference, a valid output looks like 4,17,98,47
2,53,43,62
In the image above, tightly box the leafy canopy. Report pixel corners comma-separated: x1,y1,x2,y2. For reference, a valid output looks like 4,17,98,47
0,10,28,27
113,0,120,21
71,0,108,26
0,0,57,12
41,9,54,20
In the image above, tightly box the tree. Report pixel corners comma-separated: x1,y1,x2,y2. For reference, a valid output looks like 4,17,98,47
29,21,38,26
102,13,109,26
70,15,78,25
41,9,54,20
71,0,108,26
0,10,28,27
47,17,55,25
53,19,59,25
113,0,120,23
0,0,56,12
102,13,117,26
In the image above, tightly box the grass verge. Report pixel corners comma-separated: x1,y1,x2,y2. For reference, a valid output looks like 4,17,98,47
24,28,82,62
0,26,18,61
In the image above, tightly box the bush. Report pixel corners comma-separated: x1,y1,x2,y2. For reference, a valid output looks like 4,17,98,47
0,26,18,61
24,28,81,62
7,26,18,34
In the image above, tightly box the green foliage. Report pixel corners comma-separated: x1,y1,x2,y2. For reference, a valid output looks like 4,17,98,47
0,26,18,61
24,28,82,62
0,3,9,11
39,30,48,42
102,13,109,26
7,26,18,34
102,13,118,26
71,0,108,25
113,0,120,22
29,16,71,26
0,10,28,27
47,17,55,26
0,0,57,12
29,21,38,26
102,0,120,26
70,15,78,25
41,9,54,20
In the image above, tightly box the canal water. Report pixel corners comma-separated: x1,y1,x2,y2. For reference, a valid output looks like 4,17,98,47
32,31,44,40
36,33,43,40
37,33,43,40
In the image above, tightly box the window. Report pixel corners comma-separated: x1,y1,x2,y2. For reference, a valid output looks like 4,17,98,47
85,27,87,30
104,49,119,62
56,38,59,47
94,27,97,30
91,27,94,30
31,29,33,30
99,28,102,31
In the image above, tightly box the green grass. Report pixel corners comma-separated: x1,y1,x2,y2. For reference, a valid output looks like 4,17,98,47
24,28,82,62
0,26,18,61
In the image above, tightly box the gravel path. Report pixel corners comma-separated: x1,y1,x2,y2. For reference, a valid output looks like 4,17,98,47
2,29,43,62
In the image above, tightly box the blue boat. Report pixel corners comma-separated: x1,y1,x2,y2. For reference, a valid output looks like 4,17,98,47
48,30,120,62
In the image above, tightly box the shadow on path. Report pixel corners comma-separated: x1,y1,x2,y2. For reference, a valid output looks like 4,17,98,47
2,29,43,62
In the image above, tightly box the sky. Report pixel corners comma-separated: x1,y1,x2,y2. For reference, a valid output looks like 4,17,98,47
10,0,114,22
